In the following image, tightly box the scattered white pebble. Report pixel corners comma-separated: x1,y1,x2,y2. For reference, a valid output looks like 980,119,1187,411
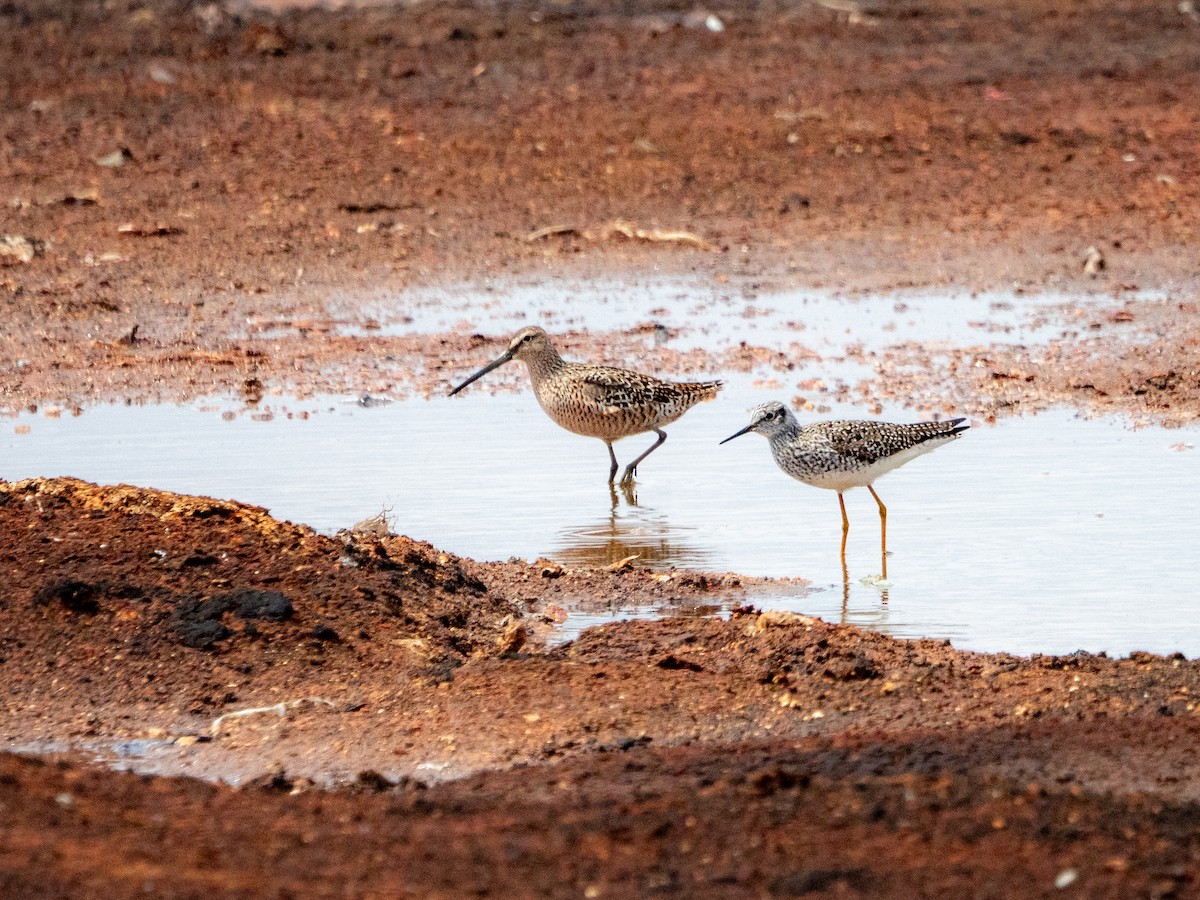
1083,245,1105,275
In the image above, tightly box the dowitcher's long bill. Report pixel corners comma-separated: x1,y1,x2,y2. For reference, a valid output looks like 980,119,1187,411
721,401,968,575
449,326,722,488
447,347,514,396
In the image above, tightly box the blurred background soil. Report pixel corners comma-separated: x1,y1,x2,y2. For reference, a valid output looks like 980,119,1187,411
2,0,1198,416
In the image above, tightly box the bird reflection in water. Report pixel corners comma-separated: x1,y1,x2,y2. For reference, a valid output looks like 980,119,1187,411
839,556,892,632
610,482,637,509
549,497,711,572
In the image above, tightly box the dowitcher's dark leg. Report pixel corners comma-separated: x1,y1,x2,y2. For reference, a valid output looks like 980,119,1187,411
620,429,667,486
867,484,888,578
606,442,619,484
837,492,849,561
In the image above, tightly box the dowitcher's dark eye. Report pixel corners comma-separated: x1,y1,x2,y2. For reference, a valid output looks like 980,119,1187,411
522,333,535,343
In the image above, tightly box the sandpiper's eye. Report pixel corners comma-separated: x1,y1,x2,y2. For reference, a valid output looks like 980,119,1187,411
522,333,535,343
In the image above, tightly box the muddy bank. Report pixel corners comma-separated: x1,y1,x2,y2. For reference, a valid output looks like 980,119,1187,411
0,476,779,782
6,475,1200,792
4,477,1200,897
4,734,1200,898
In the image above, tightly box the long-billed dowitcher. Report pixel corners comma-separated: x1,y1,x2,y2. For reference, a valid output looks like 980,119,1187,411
449,327,722,487
720,402,968,574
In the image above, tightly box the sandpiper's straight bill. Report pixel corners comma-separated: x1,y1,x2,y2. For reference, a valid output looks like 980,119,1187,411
449,327,722,488
721,401,969,576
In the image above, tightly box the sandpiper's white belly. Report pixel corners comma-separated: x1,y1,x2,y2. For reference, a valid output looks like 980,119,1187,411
784,439,952,492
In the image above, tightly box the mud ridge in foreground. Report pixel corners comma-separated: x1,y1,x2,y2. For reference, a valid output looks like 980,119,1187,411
3,477,1200,894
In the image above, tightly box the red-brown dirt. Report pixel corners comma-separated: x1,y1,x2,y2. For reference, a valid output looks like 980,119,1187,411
5,476,1200,895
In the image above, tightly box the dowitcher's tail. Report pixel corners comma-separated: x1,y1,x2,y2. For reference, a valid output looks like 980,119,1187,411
680,380,722,403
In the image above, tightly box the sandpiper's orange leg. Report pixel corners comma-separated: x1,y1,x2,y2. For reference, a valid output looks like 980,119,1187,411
837,492,849,562
840,552,851,621
867,484,888,579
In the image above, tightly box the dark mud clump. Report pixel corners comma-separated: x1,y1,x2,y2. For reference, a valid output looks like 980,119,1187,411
31,580,101,615
172,590,294,650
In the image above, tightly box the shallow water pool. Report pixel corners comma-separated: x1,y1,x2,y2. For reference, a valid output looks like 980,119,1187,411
4,384,1197,658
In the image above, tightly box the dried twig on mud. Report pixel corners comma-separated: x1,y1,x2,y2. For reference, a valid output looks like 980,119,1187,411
117,222,184,237
524,224,579,242
606,554,641,572
210,697,337,735
523,220,713,249
603,220,712,250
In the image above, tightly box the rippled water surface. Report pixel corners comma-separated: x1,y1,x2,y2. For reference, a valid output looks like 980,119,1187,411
5,384,1198,657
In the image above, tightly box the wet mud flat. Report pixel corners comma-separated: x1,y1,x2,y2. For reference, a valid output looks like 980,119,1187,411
4,0,1200,894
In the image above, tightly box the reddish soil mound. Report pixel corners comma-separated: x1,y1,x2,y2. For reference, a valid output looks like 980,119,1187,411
0,477,518,708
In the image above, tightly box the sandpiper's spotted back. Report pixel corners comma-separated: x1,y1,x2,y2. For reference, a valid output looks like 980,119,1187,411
771,415,967,492
450,326,721,487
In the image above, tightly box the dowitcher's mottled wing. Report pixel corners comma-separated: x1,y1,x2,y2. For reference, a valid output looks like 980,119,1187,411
820,419,968,466
579,366,721,414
